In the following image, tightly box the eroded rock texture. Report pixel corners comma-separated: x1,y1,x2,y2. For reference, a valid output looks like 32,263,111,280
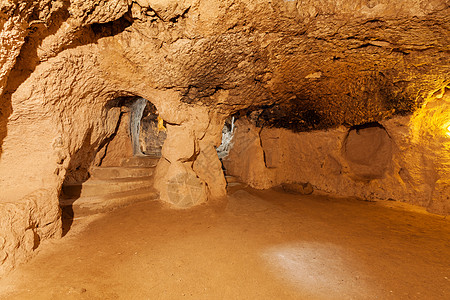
0,0,449,277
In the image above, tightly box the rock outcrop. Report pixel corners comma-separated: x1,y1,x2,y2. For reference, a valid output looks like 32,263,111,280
0,0,449,277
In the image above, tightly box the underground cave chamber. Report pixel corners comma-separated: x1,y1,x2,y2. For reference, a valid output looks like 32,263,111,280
0,1,449,296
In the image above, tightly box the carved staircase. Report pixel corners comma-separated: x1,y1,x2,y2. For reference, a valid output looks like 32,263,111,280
60,156,160,216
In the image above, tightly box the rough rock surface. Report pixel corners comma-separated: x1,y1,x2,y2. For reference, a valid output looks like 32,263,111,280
99,112,134,168
281,182,314,195
342,124,392,180
224,85,450,215
0,0,449,277
139,102,167,156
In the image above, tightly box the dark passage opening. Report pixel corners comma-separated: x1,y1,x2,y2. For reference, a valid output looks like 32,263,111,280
60,96,164,236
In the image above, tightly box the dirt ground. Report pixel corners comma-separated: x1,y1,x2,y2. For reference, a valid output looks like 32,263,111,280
0,187,449,299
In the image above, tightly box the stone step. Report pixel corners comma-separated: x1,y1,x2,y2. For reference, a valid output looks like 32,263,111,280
120,155,160,168
226,182,247,194
225,176,247,194
90,167,154,180
61,187,158,216
62,176,155,198
225,175,239,184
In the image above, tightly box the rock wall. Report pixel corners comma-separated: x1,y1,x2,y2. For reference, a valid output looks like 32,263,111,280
0,42,228,277
98,111,134,168
0,190,61,276
224,84,450,215
0,0,449,277
153,106,227,208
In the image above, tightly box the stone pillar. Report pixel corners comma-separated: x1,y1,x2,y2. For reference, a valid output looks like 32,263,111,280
153,104,227,208
193,115,227,200
154,124,208,208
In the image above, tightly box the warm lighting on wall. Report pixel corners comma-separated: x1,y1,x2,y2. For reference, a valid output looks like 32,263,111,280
443,121,450,138
410,84,450,143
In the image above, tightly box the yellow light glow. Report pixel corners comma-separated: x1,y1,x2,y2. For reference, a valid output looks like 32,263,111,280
410,84,450,143
157,115,166,133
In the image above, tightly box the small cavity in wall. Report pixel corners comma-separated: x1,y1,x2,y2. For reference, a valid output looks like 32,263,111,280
341,122,392,181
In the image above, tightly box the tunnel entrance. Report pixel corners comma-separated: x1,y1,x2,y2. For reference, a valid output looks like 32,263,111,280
100,97,167,166
60,96,163,235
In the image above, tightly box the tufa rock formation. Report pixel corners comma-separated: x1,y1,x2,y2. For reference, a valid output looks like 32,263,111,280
0,0,449,276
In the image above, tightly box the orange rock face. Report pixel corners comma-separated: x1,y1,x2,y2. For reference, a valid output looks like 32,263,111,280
0,0,449,277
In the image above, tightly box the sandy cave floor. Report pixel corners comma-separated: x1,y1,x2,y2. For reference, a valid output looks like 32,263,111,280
0,187,449,300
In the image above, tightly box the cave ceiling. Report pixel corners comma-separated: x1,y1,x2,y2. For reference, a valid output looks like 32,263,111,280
2,0,450,131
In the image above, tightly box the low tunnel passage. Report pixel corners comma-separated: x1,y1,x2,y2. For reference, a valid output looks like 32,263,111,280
59,96,165,235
